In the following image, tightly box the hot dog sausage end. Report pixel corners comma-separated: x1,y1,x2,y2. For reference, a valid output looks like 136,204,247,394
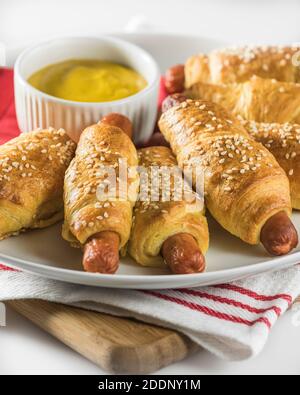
161,233,206,274
101,113,133,139
260,211,298,256
83,231,120,274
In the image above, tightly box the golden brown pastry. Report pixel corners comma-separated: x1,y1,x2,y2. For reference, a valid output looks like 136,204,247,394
62,115,139,274
188,76,300,124
185,45,300,87
0,128,76,240
128,146,209,273
159,95,298,255
241,120,300,210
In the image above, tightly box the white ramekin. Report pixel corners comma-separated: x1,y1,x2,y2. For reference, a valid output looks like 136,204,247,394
14,36,160,143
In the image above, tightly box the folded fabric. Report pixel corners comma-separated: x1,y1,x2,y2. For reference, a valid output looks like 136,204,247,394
0,68,20,143
1,265,300,360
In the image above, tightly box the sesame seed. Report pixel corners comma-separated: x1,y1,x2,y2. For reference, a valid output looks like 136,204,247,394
289,169,294,176
280,59,287,67
262,64,269,71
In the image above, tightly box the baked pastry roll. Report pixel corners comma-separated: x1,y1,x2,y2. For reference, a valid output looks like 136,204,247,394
128,146,209,273
185,45,300,87
62,115,139,273
0,128,76,240
242,120,300,210
188,76,300,124
159,96,298,255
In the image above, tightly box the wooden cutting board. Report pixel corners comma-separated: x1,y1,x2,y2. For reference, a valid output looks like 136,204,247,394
8,296,300,373
7,300,198,374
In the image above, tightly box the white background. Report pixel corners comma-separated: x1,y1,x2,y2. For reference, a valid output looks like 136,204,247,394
1,0,300,375
1,0,300,48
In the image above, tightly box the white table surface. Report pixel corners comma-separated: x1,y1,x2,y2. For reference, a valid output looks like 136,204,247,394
1,0,300,375
1,305,300,375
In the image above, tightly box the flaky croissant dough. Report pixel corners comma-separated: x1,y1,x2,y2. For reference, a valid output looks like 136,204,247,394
159,99,292,245
242,120,300,210
128,146,209,267
188,76,300,124
0,128,76,240
62,123,139,250
185,45,300,87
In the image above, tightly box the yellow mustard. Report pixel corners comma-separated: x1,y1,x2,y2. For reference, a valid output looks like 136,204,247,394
27,59,148,102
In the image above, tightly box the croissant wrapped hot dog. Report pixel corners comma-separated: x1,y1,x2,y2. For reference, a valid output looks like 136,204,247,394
62,115,139,274
0,128,76,240
128,146,209,273
159,95,298,256
186,79,300,208
188,76,300,124
242,120,300,210
185,45,300,87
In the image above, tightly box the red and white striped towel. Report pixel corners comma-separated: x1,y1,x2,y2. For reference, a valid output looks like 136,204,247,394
1,264,300,360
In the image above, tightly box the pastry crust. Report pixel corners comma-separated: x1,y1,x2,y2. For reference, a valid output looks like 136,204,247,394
185,45,300,87
0,128,76,240
185,53,211,88
128,146,209,267
159,99,292,245
62,123,139,249
242,120,300,210
188,76,300,124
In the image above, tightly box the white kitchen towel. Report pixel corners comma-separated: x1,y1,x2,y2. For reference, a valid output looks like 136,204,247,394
1,264,300,361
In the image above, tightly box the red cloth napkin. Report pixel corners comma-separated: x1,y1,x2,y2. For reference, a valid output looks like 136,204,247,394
0,68,20,144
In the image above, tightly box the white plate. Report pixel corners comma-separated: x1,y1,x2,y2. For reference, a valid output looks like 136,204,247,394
2,33,300,289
